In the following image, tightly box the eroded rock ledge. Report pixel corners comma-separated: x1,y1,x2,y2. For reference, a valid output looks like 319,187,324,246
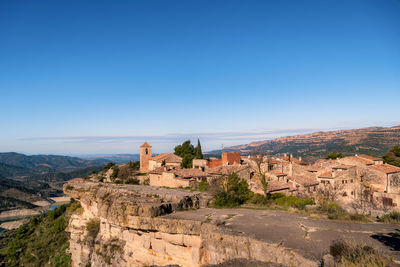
64,182,317,267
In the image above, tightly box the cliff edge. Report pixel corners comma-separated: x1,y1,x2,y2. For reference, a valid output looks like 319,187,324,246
63,181,318,267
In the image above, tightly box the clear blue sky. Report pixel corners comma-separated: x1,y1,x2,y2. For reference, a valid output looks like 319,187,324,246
1,0,399,155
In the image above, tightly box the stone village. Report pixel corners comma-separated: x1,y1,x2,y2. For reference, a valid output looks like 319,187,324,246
139,141,400,213
64,142,400,267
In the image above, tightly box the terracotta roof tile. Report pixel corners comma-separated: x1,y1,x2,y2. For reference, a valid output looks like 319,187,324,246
269,170,287,177
267,180,290,192
358,154,382,161
289,175,319,186
151,153,182,163
332,164,354,170
368,164,400,174
207,165,249,175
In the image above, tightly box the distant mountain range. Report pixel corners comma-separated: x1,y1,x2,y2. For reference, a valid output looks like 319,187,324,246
78,154,139,164
0,152,109,177
0,153,109,211
209,125,400,161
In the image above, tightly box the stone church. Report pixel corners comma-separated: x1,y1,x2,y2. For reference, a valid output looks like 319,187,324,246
139,142,182,173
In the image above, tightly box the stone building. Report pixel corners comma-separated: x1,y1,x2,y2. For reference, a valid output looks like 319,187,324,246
139,142,182,173
140,142,152,173
192,152,243,171
149,153,182,171
149,166,208,188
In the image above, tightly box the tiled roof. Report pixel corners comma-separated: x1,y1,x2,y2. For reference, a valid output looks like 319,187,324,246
307,166,321,172
268,159,280,164
267,180,290,192
343,156,374,165
358,154,382,161
332,164,354,170
269,170,287,177
207,165,249,175
140,142,152,148
151,153,182,163
289,175,319,186
368,164,400,174
318,170,346,179
318,170,333,178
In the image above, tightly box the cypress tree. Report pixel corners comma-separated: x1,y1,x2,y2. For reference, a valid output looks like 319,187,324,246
195,139,203,159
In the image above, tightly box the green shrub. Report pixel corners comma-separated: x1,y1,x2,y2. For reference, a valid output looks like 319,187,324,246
86,219,100,238
0,202,74,266
326,152,344,160
110,166,119,180
330,240,392,266
249,193,270,205
125,177,140,185
273,195,314,210
198,181,209,192
378,211,400,223
326,202,346,219
248,193,314,210
349,213,369,222
102,162,115,171
212,173,253,208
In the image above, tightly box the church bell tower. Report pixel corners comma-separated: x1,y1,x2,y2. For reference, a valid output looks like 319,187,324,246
140,142,152,173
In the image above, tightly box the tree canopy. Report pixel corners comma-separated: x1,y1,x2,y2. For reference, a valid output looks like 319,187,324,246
194,139,203,159
326,152,344,160
383,145,400,167
174,139,203,168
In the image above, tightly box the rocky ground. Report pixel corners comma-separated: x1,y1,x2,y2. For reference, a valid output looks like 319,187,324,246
64,181,400,267
165,208,400,263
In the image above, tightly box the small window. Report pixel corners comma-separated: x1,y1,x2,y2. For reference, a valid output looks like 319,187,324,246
342,180,344,184
145,148,148,155
351,179,353,183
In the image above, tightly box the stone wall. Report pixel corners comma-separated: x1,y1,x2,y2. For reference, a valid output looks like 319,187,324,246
149,172,191,188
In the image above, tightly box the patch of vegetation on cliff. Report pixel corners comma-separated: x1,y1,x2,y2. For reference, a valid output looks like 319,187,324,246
248,193,314,211
212,173,253,208
330,240,394,266
98,161,141,184
0,200,81,266
86,219,100,238
378,211,400,224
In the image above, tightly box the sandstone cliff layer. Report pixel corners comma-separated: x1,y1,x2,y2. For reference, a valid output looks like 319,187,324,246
64,182,317,267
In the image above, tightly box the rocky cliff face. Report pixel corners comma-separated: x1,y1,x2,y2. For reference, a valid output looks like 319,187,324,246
64,182,317,267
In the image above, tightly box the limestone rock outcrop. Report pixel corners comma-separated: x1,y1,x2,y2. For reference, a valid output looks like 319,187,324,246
64,182,317,267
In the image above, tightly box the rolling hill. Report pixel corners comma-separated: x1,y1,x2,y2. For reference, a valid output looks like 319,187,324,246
0,153,109,211
0,152,109,177
209,125,400,161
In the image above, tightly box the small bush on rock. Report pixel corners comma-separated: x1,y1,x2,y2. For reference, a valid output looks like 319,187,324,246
330,240,393,266
213,173,253,208
378,211,400,224
86,219,100,238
